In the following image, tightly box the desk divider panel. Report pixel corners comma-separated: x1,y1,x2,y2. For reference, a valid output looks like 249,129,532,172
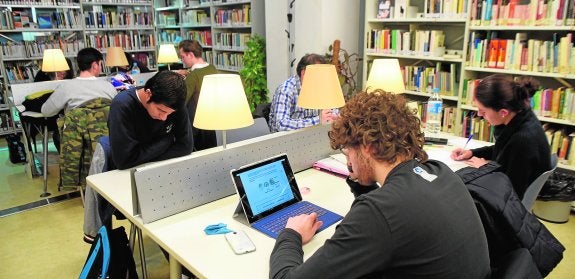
133,124,335,223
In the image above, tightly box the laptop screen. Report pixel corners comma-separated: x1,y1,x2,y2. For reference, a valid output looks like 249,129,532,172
231,154,302,223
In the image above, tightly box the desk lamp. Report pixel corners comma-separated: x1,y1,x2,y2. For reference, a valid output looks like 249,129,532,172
42,48,69,73
365,59,405,94
105,47,129,73
194,74,254,149
296,64,345,109
157,44,180,71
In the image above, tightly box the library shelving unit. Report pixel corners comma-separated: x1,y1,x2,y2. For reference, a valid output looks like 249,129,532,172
0,0,85,135
81,0,157,73
154,0,264,72
363,0,469,135
461,1,575,171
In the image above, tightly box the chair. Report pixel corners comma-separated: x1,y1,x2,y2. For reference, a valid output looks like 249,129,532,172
521,154,558,212
216,117,271,146
254,102,271,124
492,248,542,279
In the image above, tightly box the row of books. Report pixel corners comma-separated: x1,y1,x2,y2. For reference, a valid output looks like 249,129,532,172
544,125,575,166
214,51,243,71
0,8,81,30
375,0,468,19
402,63,458,96
132,52,154,69
3,63,37,84
0,0,79,5
213,32,249,51
82,0,151,4
182,9,210,25
468,32,574,75
202,50,213,65
185,30,212,46
470,0,575,27
366,29,445,57
83,9,153,29
213,6,250,26
85,31,155,51
156,11,177,26
532,87,575,120
158,30,181,44
1,40,84,59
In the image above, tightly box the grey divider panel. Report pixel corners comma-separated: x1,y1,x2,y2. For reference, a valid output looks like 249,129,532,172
133,124,335,223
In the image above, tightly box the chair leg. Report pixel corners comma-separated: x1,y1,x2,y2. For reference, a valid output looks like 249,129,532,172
137,228,148,279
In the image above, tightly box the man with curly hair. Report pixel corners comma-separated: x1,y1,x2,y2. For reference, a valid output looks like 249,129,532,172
269,90,490,279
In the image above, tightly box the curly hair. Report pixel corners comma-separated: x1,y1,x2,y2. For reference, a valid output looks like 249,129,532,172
329,90,428,164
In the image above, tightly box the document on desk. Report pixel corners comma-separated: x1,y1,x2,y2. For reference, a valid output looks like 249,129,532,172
313,155,349,177
426,148,469,172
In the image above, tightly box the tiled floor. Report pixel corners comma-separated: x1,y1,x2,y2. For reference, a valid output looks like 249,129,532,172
0,142,573,278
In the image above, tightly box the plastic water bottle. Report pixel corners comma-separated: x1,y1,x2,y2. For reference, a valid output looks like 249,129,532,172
426,87,443,135
131,62,140,75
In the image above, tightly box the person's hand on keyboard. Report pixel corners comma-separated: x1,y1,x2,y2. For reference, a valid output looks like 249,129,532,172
285,212,324,244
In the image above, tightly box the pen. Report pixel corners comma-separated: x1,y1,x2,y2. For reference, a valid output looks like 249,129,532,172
463,134,473,150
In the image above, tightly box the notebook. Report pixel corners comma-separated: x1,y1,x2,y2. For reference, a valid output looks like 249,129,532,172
230,154,343,239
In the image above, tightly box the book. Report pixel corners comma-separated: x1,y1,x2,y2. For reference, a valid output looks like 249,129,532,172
377,0,392,19
37,13,52,29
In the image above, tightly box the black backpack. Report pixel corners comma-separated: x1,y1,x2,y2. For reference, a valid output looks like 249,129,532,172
5,134,26,164
79,226,138,279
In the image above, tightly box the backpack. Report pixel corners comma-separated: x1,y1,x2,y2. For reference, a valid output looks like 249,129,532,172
79,226,138,279
5,134,26,164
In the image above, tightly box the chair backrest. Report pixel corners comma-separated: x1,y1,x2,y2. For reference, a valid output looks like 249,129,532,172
521,154,558,211
216,117,270,145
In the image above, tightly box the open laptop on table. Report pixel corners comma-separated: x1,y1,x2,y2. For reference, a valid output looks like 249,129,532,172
230,154,343,239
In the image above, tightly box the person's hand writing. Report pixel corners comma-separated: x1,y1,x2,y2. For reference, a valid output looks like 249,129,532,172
285,212,323,244
450,148,472,161
464,156,489,168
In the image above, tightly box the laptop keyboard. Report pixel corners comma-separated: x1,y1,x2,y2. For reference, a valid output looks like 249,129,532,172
262,202,328,235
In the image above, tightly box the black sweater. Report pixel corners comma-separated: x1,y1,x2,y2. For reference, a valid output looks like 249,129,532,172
471,109,551,199
108,88,193,169
270,160,490,279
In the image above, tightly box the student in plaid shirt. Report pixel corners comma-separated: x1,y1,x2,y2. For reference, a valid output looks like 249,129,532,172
268,53,338,132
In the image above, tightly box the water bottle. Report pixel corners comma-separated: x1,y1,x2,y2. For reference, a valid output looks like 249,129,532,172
131,62,140,75
426,87,443,135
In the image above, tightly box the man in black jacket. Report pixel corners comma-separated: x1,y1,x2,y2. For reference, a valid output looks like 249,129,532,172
269,90,491,279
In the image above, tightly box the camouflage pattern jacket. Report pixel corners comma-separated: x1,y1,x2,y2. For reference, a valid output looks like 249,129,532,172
58,98,111,188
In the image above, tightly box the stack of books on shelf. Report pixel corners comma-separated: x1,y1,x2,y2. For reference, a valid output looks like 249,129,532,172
85,31,155,51
468,31,574,75
214,52,243,71
366,28,446,57
544,124,575,166
159,30,181,44
470,0,575,26
84,6,153,29
156,11,177,26
410,101,457,134
182,9,210,25
1,39,84,59
4,62,37,84
185,30,212,47
214,32,250,51
213,5,250,26
461,110,495,142
402,63,458,97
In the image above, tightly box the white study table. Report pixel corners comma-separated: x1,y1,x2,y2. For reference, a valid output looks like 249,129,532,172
86,134,491,279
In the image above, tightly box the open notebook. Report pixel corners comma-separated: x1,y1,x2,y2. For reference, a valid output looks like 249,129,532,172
230,154,343,238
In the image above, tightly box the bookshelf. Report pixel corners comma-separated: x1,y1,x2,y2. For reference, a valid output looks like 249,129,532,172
153,0,264,72
363,0,469,135
0,0,158,137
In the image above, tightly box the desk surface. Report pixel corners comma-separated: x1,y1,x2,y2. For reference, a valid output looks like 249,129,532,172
86,134,491,279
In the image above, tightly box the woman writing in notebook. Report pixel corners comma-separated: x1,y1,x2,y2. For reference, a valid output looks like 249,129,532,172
450,74,551,199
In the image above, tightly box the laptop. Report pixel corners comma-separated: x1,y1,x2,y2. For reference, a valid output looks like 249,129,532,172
230,154,343,239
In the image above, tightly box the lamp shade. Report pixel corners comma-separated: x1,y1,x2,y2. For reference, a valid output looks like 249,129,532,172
105,47,129,67
296,64,345,109
157,44,180,64
194,74,254,130
366,59,406,94
42,49,69,72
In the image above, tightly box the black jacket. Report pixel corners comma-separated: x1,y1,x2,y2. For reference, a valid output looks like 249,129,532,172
471,109,551,199
456,162,564,277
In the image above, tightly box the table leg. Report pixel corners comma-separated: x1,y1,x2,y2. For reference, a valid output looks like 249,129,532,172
169,254,182,279
137,228,148,279
40,124,50,197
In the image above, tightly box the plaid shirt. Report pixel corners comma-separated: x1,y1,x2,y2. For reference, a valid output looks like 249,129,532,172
269,75,320,132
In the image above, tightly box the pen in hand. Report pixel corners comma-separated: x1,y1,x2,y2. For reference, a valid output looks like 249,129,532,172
463,134,473,150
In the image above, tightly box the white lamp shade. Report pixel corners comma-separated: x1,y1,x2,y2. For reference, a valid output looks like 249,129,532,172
42,49,69,72
194,74,254,130
296,64,345,109
157,44,180,64
366,59,406,94
105,47,129,67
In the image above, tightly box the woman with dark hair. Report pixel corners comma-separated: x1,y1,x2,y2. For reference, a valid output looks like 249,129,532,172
451,74,551,199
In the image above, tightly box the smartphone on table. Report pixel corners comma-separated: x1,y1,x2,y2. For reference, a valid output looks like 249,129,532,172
225,230,256,254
